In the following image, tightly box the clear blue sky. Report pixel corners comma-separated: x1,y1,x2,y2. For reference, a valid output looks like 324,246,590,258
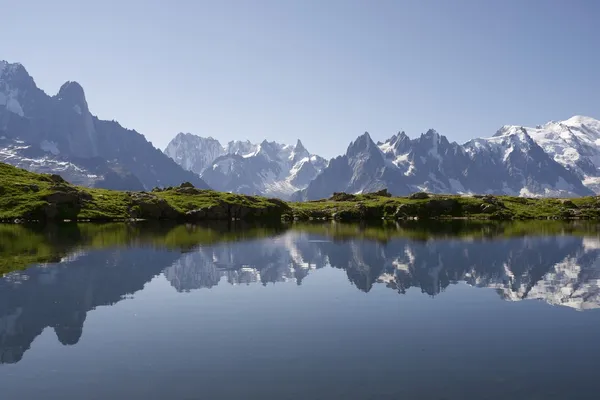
2,0,599,158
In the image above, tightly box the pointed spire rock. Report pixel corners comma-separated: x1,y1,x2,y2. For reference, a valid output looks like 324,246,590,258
295,139,307,152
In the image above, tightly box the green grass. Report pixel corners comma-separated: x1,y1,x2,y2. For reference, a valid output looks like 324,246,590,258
0,162,288,222
3,162,600,222
155,189,285,213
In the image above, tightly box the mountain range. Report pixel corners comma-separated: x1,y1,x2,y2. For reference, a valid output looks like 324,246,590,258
3,60,600,198
165,117,600,200
295,117,600,200
164,134,327,198
0,61,208,190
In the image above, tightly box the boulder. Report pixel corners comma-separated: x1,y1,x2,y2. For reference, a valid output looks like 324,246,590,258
45,191,80,204
367,189,392,198
482,195,506,208
129,192,180,219
176,187,201,195
330,192,357,202
409,192,429,200
48,174,67,184
560,199,577,209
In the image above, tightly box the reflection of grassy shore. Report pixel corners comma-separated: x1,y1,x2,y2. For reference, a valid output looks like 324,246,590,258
3,219,600,276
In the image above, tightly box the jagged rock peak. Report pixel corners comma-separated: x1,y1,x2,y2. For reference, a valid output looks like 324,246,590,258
380,131,408,145
295,139,306,152
348,132,375,151
421,128,441,140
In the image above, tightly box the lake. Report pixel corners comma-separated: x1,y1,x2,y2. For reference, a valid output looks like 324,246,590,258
1,221,600,400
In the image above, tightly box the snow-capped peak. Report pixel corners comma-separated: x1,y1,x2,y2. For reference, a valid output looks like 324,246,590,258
519,116,600,192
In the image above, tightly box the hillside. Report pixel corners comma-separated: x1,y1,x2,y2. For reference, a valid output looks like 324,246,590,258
3,162,600,223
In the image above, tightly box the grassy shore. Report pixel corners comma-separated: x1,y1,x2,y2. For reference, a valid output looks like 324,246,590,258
2,162,600,222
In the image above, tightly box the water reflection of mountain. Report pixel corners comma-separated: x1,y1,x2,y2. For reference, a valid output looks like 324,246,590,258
163,233,600,311
164,235,328,291
0,248,179,364
2,226,600,365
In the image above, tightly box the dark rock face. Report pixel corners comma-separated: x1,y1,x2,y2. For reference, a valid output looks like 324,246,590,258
0,61,208,191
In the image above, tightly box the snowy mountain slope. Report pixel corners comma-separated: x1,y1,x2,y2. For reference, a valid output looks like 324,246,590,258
0,60,208,190
0,136,145,190
463,126,591,197
517,116,600,192
164,134,327,198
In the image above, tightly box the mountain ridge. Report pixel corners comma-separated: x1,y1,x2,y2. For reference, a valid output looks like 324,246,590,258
0,60,208,190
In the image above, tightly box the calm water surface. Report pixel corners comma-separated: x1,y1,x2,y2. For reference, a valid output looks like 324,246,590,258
1,221,600,400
